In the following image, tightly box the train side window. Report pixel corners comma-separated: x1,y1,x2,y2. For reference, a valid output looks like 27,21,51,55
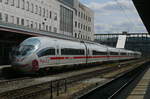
110,52,118,55
37,48,55,57
120,53,127,56
61,48,84,55
93,50,107,55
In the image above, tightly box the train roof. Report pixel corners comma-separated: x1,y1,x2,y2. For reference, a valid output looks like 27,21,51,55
27,36,141,54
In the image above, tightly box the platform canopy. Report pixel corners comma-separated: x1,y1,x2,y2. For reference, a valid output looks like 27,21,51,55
132,0,150,34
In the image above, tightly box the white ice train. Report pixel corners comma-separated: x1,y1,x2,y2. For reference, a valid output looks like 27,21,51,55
10,37,141,73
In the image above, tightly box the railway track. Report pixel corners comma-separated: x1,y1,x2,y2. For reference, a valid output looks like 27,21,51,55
0,59,146,99
77,60,149,99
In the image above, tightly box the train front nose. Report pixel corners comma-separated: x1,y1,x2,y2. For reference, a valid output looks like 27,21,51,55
10,38,40,73
11,57,30,72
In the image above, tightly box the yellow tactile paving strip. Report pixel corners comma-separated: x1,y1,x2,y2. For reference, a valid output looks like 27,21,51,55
127,68,150,99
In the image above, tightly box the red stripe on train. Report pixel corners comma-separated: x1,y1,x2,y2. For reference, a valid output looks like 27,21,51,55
50,56,131,60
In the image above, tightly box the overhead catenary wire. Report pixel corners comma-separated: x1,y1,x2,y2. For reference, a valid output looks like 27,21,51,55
113,0,138,32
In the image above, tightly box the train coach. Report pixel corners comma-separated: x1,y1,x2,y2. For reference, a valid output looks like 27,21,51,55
10,37,141,73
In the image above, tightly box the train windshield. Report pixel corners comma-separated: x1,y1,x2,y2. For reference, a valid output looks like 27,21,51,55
13,38,40,56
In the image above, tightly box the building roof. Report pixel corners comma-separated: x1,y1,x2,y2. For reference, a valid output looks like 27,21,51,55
132,0,150,34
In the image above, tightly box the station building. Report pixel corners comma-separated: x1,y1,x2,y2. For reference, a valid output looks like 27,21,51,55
0,0,94,64
73,0,94,41
0,0,94,40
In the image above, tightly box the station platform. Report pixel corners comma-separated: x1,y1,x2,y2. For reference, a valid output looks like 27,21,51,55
127,67,150,99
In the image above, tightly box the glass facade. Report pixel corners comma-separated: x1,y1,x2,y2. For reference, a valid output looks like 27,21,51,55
59,0,74,7
60,5,73,34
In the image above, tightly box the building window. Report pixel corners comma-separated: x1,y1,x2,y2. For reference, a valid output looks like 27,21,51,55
78,33,80,38
86,26,87,31
43,8,45,17
75,10,77,16
81,24,83,29
31,3,34,13
75,33,77,38
0,12,2,21
46,9,48,18
78,12,80,17
54,27,57,33
35,5,38,14
84,14,86,20
16,17,19,25
31,21,33,28
86,16,88,21
46,25,48,31
49,11,51,19
10,16,14,23
22,0,25,9
78,23,80,28
81,12,83,19
75,21,77,28
39,23,41,30
39,7,41,16
88,27,91,32
11,0,14,6
26,1,29,11
35,22,37,29
83,25,85,30
49,26,51,32
17,0,20,8
88,17,91,22
21,18,24,25
5,0,8,4
42,23,45,30
4,14,8,22
26,20,29,27
54,13,57,21
81,35,83,39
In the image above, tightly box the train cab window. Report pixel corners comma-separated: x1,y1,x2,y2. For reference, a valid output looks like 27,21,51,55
92,50,107,55
18,38,40,56
37,48,55,57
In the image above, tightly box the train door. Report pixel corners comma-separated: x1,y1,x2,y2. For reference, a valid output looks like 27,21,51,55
107,48,110,61
55,41,60,65
48,40,58,66
81,42,89,64
85,43,92,64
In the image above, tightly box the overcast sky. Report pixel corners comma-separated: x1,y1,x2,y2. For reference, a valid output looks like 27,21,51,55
80,0,148,34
